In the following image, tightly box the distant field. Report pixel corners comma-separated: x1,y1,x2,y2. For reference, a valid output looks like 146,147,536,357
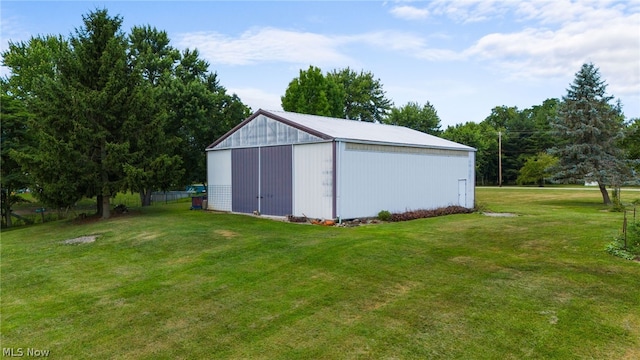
1,188,639,359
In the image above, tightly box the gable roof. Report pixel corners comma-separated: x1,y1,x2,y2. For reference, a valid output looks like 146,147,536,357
207,109,475,152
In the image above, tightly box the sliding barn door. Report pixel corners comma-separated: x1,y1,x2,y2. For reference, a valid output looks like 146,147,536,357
231,148,259,213
231,146,292,216
260,146,292,216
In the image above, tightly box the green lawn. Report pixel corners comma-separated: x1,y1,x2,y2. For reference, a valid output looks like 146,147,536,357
1,188,639,359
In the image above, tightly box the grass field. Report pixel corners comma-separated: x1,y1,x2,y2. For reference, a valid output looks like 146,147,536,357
1,188,639,359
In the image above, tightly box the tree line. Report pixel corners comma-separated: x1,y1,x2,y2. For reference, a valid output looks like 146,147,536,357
1,9,251,224
2,9,638,227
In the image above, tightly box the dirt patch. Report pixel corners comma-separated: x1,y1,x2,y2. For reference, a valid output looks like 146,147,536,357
215,229,238,238
62,235,98,245
483,212,518,217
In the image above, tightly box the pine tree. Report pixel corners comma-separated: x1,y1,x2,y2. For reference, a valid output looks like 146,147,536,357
14,9,136,218
550,63,629,204
0,93,33,227
125,26,184,206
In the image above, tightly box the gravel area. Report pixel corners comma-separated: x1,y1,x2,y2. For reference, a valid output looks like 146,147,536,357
62,235,98,244
482,212,518,217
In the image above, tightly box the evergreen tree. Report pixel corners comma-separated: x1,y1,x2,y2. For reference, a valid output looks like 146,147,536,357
621,118,640,181
550,63,629,204
7,9,135,218
0,93,33,227
2,34,91,213
125,26,184,206
2,10,250,217
64,9,136,218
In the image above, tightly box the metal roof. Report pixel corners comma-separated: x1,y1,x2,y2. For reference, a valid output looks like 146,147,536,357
207,109,476,152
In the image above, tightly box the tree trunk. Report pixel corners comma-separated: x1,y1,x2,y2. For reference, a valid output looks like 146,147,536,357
96,194,103,217
140,189,152,206
598,183,611,205
5,210,12,228
102,194,111,219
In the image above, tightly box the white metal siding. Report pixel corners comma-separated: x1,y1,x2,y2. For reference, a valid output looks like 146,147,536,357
293,142,334,219
338,143,471,219
467,152,476,208
207,150,232,211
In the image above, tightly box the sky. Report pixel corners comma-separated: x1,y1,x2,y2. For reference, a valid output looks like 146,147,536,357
1,0,639,128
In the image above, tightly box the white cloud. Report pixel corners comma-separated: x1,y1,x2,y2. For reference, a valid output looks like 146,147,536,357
347,30,427,52
177,1,638,102
176,27,431,66
427,0,511,23
228,87,283,112
1,14,31,44
390,5,430,20
464,7,640,97
176,27,354,66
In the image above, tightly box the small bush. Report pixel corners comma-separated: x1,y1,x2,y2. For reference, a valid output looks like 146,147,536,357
474,201,489,213
611,188,625,212
378,210,392,221
606,220,640,260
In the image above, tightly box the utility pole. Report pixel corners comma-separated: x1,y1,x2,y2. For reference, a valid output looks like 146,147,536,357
498,131,502,187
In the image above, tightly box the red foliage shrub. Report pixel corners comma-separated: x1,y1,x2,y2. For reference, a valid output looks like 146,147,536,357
390,206,473,222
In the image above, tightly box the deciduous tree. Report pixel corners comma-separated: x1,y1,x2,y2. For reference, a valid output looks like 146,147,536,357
383,101,441,135
327,67,392,122
442,121,498,185
516,153,559,186
167,50,250,186
281,65,344,117
282,66,394,122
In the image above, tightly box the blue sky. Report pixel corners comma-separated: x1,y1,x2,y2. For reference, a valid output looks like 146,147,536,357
2,1,639,127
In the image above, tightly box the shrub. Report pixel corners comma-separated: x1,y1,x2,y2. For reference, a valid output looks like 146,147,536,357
390,206,473,222
611,188,625,212
378,210,392,221
606,220,640,260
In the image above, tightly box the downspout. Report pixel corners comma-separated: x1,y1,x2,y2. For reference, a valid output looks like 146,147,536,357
335,140,341,224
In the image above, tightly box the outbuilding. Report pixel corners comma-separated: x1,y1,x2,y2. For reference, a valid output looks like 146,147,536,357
206,109,476,220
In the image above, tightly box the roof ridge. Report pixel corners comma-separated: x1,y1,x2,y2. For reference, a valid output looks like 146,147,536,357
267,109,411,129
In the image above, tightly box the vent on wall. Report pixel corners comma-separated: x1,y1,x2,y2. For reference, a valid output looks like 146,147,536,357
345,143,468,157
